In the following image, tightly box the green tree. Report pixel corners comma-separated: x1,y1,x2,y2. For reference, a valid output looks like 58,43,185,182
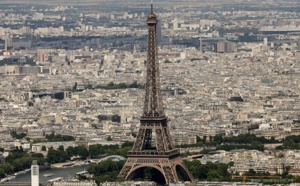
66,146,75,157
41,146,46,151
0,168,5,178
76,146,89,159
32,153,44,158
0,163,14,174
47,149,70,164
213,135,223,143
246,169,256,176
58,145,64,151
203,136,207,143
196,136,201,143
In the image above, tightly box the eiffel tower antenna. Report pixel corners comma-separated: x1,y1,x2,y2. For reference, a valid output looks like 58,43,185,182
151,0,153,13
118,1,194,184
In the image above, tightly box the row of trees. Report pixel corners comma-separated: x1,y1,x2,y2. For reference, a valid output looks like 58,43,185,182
177,134,277,152
276,135,300,150
179,134,300,152
45,133,75,142
88,143,132,159
45,142,134,164
216,143,264,151
220,134,278,144
94,81,144,90
204,133,278,145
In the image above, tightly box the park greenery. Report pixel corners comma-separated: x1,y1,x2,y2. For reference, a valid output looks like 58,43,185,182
185,160,231,181
177,133,278,152
88,159,125,184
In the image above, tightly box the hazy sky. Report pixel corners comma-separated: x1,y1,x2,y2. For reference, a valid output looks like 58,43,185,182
0,0,299,9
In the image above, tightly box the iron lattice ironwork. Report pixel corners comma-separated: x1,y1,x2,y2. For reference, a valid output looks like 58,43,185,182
118,3,194,184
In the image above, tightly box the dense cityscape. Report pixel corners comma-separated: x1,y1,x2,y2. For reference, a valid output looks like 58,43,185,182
1,0,300,185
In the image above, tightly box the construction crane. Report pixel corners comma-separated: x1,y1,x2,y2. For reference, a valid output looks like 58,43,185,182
232,174,281,186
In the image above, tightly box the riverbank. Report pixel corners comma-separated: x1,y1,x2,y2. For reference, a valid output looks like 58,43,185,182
8,164,90,183
51,160,88,168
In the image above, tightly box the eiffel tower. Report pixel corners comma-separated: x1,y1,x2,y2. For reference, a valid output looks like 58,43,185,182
118,2,194,184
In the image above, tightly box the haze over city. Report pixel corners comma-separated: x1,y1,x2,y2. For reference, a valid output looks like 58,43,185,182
0,0,300,185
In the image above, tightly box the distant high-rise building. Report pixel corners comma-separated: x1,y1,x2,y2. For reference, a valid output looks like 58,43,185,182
4,33,8,52
156,17,162,43
264,37,268,46
215,40,237,53
199,36,203,54
31,160,39,186
212,30,220,37
216,41,225,53
59,26,64,32
173,18,178,30
20,26,31,34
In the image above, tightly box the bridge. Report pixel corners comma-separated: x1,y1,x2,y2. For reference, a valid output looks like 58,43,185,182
87,155,125,163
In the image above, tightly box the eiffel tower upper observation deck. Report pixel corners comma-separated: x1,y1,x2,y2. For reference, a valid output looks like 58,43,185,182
118,2,194,184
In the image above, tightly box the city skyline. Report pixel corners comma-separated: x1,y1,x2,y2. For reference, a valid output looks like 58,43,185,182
0,0,300,185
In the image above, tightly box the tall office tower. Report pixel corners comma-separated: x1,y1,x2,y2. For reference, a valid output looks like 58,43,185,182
215,40,237,53
173,18,178,30
156,17,162,43
31,160,39,186
4,33,8,52
264,37,268,46
216,41,225,53
199,36,203,54
118,2,194,184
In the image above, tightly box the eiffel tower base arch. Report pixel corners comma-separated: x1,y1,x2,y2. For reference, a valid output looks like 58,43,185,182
118,155,194,183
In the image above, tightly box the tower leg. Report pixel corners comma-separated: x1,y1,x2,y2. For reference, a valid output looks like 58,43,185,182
172,159,195,182
118,157,194,183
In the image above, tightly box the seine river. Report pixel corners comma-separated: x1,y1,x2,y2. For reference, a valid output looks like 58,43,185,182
8,164,90,183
